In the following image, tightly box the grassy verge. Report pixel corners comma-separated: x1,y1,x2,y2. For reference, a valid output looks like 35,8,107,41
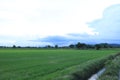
70,53,120,80
98,53,120,80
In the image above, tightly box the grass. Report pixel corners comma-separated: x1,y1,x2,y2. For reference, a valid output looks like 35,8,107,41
98,54,120,80
71,53,120,80
0,48,119,80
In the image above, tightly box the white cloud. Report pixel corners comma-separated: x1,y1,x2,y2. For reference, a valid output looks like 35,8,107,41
0,0,120,46
89,4,120,40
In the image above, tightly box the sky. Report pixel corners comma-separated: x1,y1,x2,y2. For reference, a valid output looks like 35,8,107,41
0,0,120,46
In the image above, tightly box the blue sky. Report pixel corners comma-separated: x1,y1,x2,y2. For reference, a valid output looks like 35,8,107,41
0,0,120,46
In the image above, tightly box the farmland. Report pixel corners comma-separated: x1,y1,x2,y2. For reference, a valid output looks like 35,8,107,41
0,48,120,80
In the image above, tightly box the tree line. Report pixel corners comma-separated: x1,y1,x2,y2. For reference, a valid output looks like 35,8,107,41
0,42,120,50
69,42,113,50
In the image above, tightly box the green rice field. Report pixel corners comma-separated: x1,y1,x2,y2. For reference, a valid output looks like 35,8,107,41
0,48,120,80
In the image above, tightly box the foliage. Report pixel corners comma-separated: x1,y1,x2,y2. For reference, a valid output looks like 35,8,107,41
12,45,16,48
69,44,75,48
75,42,86,49
0,42,119,49
55,45,58,48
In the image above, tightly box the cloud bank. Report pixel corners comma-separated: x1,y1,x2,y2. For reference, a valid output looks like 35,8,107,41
89,4,120,40
0,1,120,46
36,4,120,45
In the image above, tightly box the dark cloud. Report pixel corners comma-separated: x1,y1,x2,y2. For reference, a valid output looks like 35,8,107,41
34,36,76,46
40,36,70,43
32,4,120,46
68,33,91,38
88,4,120,40
33,34,100,46
33,35,120,46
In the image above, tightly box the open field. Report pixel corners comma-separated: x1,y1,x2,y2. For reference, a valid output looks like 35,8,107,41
0,48,120,80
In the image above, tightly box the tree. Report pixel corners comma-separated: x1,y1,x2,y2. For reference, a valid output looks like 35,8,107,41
17,46,21,48
13,45,16,48
69,44,75,48
95,44,101,50
55,45,58,48
86,44,95,49
95,43,110,50
47,45,51,48
76,42,86,49
100,43,109,48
